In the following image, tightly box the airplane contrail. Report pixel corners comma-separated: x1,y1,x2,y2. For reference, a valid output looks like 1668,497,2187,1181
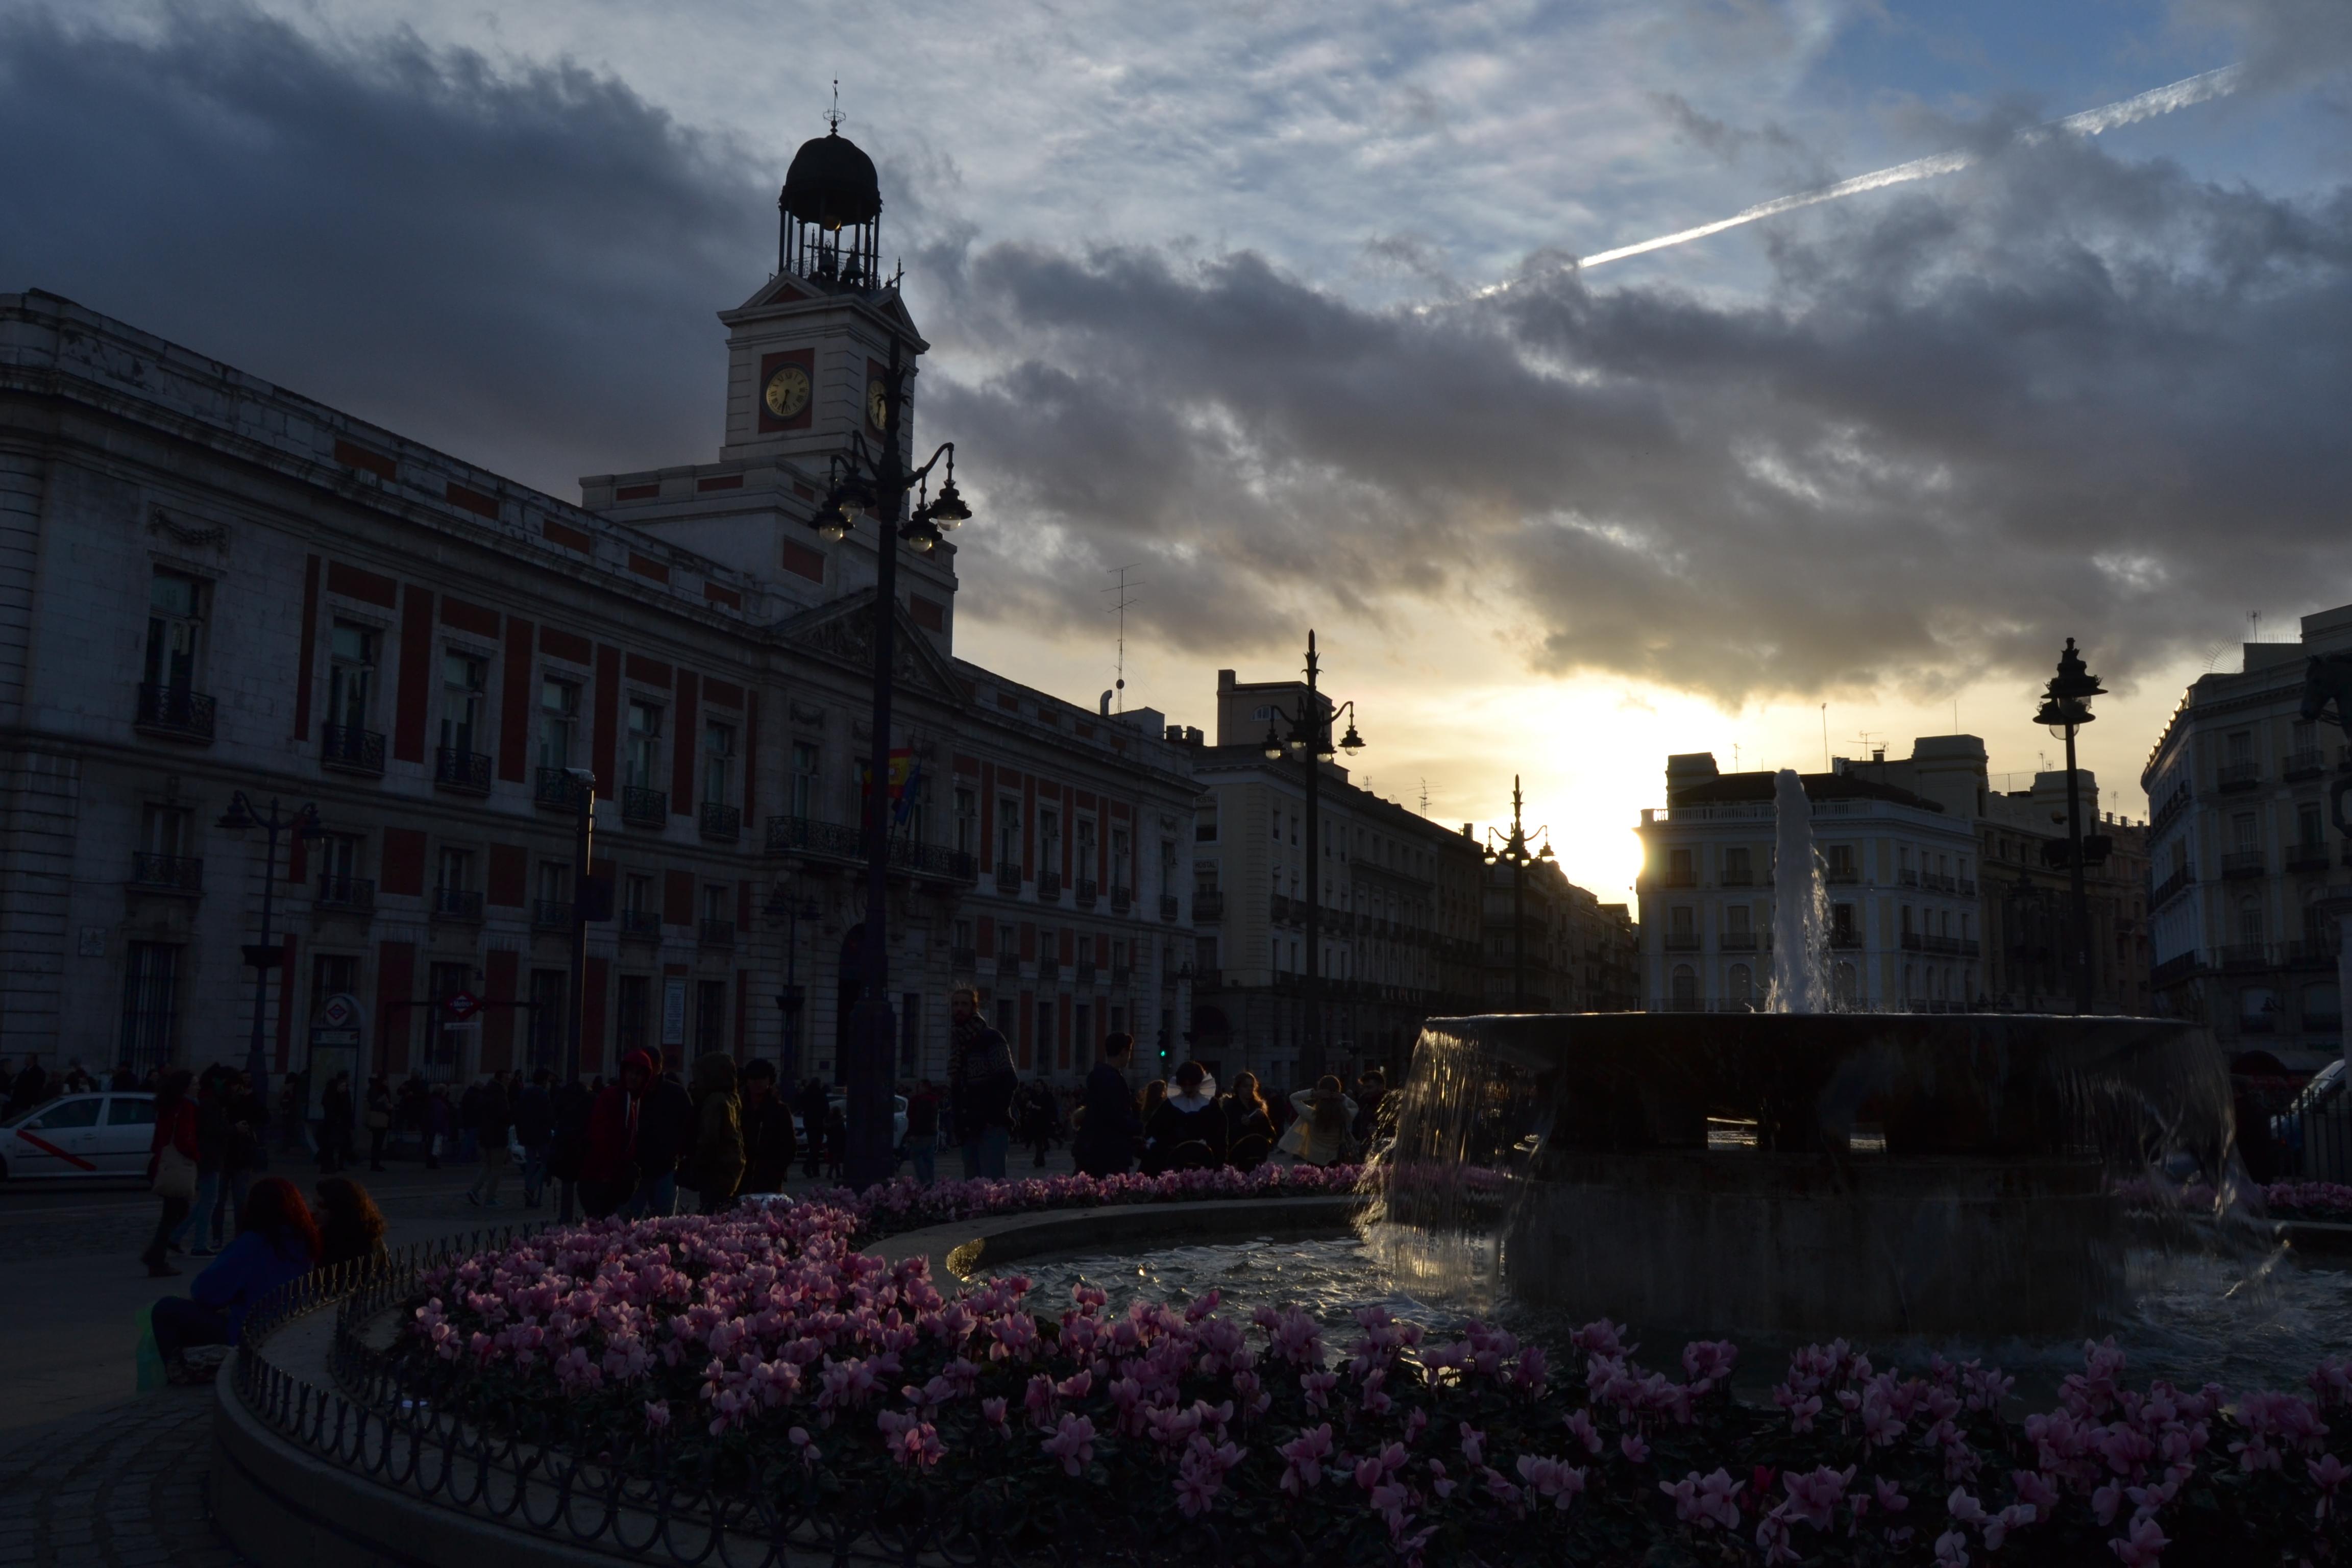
1482,63,2242,290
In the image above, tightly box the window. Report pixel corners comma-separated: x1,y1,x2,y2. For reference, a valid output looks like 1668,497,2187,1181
310,953,358,1016
1670,965,1697,1006
702,720,734,806
695,979,726,1059
625,702,663,791
327,622,376,727
428,962,472,1072
2298,802,2324,848
441,652,486,753
140,802,189,858
2234,812,2259,850
317,834,362,883
2227,731,2252,765
537,860,570,906
528,969,566,1072
26,1098,101,1130
2238,897,2264,945
1728,964,1753,1006
118,942,181,1073
998,798,1021,869
436,846,472,893
792,742,821,819
1723,846,1752,884
1825,844,1856,879
1901,905,1914,936
1726,905,1751,937
618,974,651,1055
625,874,652,915
1669,906,1694,937
1832,902,1856,942
1668,847,1695,885
703,884,730,924
1076,817,1098,878
1040,808,1062,875
899,992,921,1075
955,788,977,854
1111,826,1131,884
538,678,578,768
144,570,205,691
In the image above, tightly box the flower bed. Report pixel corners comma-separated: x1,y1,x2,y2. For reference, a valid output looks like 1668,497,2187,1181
390,1197,2351,1566
801,1162,1368,1243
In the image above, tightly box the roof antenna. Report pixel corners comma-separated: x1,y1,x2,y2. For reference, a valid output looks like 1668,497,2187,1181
825,79,844,134
1418,778,1430,813
1102,565,1142,715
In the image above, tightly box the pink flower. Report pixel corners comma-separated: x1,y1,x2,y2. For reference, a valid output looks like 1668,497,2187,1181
1661,1468,1742,1530
1620,1433,1650,1464
642,1399,670,1430
1040,1412,1095,1477
2310,1450,2350,1520
1279,1424,1334,1495
1933,1529,1970,1567
1513,1454,1586,1511
2109,1516,2169,1566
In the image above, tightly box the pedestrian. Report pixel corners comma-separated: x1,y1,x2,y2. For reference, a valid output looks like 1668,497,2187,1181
140,1069,200,1278
111,1062,138,1092
1141,1061,1227,1174
1138,1077,1167,1134
313,1175,388,1274
9,1056,50,1119
1222,1070,1275,1171
277,1070,307,1156
363,1074,394,1170
219,1069,264,1239
513,1068,554,1208
947,988,1016,1180
466,1069,511,1207
456,1077,483,1164
62,1059,94,1095
1352,1069,1387,1150
684,1053,744,1215
424,1083,452,1168
738,1060,798,1193
1281,1075,1359,1167
1015,1078,1060,1169
174,1067,228,1256
1072,1034,1139,1178
822,1102,847,1182
630,1060,693,1218
901,1079,941,1183
580,1050,654,1218
794,1077,830,1178
151,1175,320,1385
549,1074,593,1221
317,1071,355,1174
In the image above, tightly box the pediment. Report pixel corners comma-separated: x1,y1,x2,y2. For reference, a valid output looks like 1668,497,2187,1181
776,589,964,706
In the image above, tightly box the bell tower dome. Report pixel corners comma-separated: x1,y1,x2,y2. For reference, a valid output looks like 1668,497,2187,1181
776,105,884,291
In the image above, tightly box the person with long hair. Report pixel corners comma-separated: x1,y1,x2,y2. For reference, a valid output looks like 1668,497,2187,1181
151,1175,322,1383
313,1175,388,1273
1285,1075,1359,1168
1222,1070,1275,1171
141,1068,200,1277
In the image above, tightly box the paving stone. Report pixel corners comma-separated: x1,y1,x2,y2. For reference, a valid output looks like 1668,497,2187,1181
0,1394,251,1567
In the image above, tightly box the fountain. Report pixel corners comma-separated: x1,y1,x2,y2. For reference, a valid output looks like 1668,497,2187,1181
1765,767,1829,1014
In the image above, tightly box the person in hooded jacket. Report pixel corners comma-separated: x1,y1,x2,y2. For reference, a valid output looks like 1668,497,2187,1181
1141,1061,1227,1174
632,1061,695,1218
738,1059,797,1193
685,1053,745,1214
580,1049,654,1217
548,1074,594,1222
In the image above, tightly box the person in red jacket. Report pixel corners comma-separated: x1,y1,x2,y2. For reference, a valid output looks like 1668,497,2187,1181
580,1050,654,1218
141,1069,200,1277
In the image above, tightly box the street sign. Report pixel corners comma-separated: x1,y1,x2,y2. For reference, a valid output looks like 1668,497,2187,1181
444,990,482,1022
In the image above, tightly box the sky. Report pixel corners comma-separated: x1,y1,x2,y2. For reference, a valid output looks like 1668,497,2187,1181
5,0,2350,902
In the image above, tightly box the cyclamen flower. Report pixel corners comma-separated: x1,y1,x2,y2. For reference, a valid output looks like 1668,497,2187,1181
1514,1454,1586,1511
2311,1452,2350,1518
643,1399,671,1430
1661,1468,1741,1530
1040,1412,1095,1477
1280,1424,1334,1495
2109,1516,2169,1566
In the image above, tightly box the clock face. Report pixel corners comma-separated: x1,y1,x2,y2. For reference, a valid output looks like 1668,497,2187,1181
867,377,890,430
764,364,811,421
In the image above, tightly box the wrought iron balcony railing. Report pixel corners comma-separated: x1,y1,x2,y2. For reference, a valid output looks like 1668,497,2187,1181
130,852,203,894
620,786,668,827
434,747,492,794
136,683,216,742
699,801,741,842
314,875,374,913
321,724,385,775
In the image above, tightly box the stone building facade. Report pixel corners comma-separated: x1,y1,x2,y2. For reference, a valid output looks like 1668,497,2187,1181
1183,667,1484,1090
0,246,1198,1087
2141,605,2352,1068
1477,859,1640,1014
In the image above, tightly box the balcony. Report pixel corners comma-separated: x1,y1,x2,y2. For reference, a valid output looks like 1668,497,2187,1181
2150,951,2201,987
620,786,668,827
1112,965,1132,985
2284,748,2328,781
535,767,589,812
950,945,978,972
1901,932,1981,957
1074,878,1099,910
1662,868,1699,888
699,918,736,949
1721,870,1755,888
1038,958,1061,983
1192,966,1221,990
1957,878,1977,896
2219,943,2271,971
1193,890,1224,921
994,953,1022,979
430,887,483,923
994,862,1023,894
433,746,492,795
313,875,374,914
1829,930,1863,950
1920,873,1956,894
2220,850,2266,879
620,909,662,942
1271,894,1294,924
2217,761,2262,792
1719,933,1758,952
1036,869,1062,902
1159,893,1180,922
135,683,215,743
2149,864,2194,908
1897,869,1919,888
699,801,741,842
1110,885,1132,915
1662,932,1702,952
2286,844,2331,874
532,898,572,932
129,853,203,895
2151,783,2194,834
1075,962,1097,986
321,724,385,776
1824,867,1862,886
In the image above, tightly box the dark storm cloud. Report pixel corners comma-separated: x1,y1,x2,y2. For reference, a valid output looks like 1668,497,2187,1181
0,6,768,486
930,128,2352,701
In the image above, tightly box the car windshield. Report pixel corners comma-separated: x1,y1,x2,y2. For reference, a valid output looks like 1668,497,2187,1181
16,1097,103,1130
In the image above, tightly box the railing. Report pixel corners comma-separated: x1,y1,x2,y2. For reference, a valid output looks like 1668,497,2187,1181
1074,878,1098,909
1721,870,1754,888
1829,931,1863,950
1824,867,1861,885
2149,864,2195,908
2285,748,2328,780
1919,872,1956,894
699,918,736,949
994,953,1022,979
534,766,587,812
1193,890,1224,920
699,801,740,841
2221,850,2266,878
2219,943,2270,971
2218,761,2262,791
1159,893,1181,922
949,945,977,972
1901,932,1980,957
135,682,216,741
1897,869,1919,888
1037,958,1061,983
1111,966,1132,985
1662,932,1702,951
1110,885,1132,915
1074,962,1097,986
430,887,483,922
1957,878,1976,896
129,852,203,894
2287,844,2331,874
433,747,492,794
314,874,374,913
621,786,668,826
620,909,662,941
1719,933,1758,951
531,898,571,931
995,862,1023,894
1037,870,1062,902
768,814,861,860
2151,781,2193,834
2150,951,2200,987
321,724,385,775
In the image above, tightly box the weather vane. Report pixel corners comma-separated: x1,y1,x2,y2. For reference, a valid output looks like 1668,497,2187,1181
825,79,843,134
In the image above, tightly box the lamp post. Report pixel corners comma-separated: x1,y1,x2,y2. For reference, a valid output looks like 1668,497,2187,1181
765,884,822,1083
563,767,596,1084
215,793,323,1116
1258,631,1366,1084
1483,776,1554,1011
803,335,971,1188
2035,638,2105,1015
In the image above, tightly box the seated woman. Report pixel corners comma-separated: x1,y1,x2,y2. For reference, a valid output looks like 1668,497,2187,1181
313,1175,388,1273
151,1174,320,1385
1141,1061,1228,1173
1222,1071,1275,1171
1285,1076,1359,1168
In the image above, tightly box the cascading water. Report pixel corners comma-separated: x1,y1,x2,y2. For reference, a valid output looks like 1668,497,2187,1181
1765,767,1830,1014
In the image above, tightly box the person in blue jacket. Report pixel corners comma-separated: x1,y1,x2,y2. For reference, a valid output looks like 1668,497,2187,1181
151,1173,320,1385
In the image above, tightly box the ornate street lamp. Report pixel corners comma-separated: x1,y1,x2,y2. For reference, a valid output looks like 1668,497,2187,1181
1257,631,1365,1083
215,793,323,1124
2035,638,2105,1015
1484,776,1554,1011
802,336,972,1187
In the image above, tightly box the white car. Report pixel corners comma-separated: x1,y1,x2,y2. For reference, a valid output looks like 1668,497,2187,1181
0,1092,157,1179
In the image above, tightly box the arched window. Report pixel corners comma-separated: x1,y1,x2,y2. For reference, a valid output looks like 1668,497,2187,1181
1671,964,1698,1009
1728,964,1753,1009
